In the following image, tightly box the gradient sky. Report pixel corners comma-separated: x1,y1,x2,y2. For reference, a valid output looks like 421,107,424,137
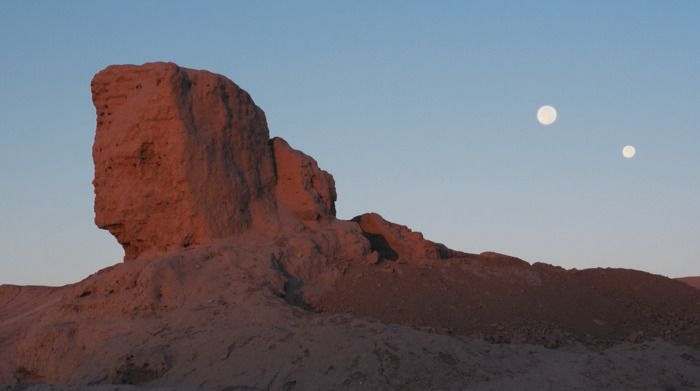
1,1,698,286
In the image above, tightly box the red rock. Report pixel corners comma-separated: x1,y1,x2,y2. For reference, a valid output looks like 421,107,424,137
478,251,530,267
3,62,700,390
92,63,278,260
91,63,365,263
271,137,336,222
351,213,465,262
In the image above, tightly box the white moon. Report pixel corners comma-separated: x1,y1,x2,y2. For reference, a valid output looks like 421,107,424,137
536,105,557,125
622,145,636,159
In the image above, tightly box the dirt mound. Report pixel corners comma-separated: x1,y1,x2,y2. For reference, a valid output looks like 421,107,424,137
317,257,700,348
678,276,700,289
4,242,700,390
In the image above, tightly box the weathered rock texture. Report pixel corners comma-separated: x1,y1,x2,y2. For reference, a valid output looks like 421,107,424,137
271,137,337,222
92,63,279,260
91,63,353,261
352,213,466,262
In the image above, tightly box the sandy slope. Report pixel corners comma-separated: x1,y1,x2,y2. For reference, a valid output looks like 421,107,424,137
2,341,700,391
319,256,700,348
678,277,700,290
2,239,700,390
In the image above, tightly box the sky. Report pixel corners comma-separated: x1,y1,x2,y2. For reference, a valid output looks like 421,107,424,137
1,1,698,285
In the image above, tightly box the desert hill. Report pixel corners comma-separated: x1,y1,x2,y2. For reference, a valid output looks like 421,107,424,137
1,63,699,390
678,277,700,290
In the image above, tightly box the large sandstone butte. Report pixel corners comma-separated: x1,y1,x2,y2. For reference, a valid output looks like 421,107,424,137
91,63,358,261
1,62,699,390
92,64,276,259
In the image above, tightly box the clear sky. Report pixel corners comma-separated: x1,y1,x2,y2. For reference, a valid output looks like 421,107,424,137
1,1,698,285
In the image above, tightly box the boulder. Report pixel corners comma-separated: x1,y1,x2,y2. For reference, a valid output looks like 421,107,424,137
352,213,464,262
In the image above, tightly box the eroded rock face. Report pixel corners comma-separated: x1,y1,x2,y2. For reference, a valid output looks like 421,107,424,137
352,213,465,262
271,137,336,222
92,63,279,260
92,62,363,261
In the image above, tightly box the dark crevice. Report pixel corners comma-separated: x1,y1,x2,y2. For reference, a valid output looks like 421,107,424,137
268,137,280,184
360,232,398,262
270,256,316,312
14,366,43,384
435,244,453,260
218,81,234,130
138,142,154,165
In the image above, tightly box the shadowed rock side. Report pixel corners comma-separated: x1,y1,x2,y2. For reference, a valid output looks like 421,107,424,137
1,62,700,390
352,213,474,262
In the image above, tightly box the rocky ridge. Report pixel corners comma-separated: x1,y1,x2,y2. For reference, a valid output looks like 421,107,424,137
1,62,699,390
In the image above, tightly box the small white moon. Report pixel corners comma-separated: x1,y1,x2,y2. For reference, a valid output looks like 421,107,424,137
622,145,636,159
536,105,557,125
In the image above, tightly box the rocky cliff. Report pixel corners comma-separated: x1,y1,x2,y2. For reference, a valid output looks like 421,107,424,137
1,63,699,390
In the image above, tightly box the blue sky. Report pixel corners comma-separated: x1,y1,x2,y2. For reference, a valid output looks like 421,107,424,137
1,1,698,285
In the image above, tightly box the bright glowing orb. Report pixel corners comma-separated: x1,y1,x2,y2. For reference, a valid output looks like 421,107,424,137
622,145,636,159
536,105,557,125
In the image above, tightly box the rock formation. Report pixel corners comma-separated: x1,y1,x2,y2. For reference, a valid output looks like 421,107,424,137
1,62,699,390
272,137,337,222
92,63,279,260
92,63,362,261
352,213,466,262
